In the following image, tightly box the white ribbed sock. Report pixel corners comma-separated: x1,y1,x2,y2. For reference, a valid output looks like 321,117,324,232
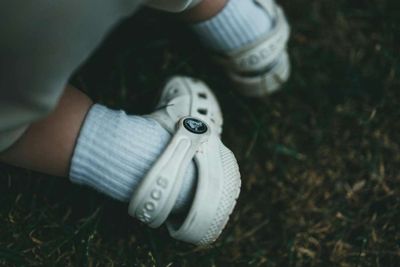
192,0,274,52
70,104,196,213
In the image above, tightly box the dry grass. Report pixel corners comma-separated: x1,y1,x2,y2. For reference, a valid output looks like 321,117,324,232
0,0,399,266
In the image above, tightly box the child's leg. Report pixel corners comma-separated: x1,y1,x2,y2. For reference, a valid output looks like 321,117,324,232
0,86,92,177
190,0,290,96
0,78,240,245
151,0,290,96
179,0,227,22
0,85,196,213
182,0,275,52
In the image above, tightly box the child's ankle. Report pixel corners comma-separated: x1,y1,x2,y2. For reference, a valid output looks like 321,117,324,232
191,0,275,52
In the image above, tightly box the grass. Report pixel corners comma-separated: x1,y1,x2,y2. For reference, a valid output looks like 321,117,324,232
1,0,400,266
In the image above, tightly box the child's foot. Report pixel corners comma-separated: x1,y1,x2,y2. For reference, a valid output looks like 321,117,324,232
69,77,241,246
192,0,291,97
130,77,241,245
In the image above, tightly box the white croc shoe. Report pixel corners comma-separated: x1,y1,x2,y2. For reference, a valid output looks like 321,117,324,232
128,76,241,246
215,0,291,97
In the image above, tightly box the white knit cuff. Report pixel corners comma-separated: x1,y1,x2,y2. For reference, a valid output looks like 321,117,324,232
192,0,273,52
69,104,171,202
69,104,197,213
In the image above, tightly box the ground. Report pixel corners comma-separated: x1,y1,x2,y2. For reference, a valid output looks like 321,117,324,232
0,0,399,266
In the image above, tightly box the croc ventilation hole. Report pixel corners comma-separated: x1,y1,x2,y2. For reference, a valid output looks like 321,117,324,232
197,108,208,115
197,93,209,116
198,93,207,99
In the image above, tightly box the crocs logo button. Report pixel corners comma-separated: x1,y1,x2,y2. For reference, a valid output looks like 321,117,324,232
183,118,208,134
